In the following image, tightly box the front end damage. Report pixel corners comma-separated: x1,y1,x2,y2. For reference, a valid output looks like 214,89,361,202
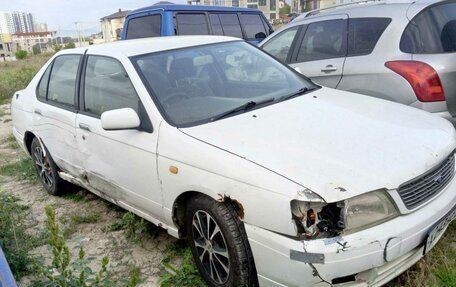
244,179,456,287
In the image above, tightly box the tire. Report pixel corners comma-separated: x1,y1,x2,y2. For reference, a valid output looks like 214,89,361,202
185,195,258,287
30,137,64,195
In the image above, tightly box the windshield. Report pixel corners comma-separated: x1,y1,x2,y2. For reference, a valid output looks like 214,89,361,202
132,41,316,127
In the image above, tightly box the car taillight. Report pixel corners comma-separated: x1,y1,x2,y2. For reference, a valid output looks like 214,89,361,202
385,61,445,102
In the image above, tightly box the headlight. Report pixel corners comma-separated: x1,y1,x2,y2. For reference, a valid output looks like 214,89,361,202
290,189,398,240
343,189,398,234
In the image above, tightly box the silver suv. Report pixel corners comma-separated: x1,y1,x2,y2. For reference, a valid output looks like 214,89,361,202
260,0,456,124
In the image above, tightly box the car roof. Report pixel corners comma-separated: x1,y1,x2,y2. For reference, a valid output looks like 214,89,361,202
128,4,261,16
293,0,442,21
58,36,241,58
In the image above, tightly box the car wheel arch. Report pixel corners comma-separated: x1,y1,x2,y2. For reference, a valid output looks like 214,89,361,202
24,131,36,155
172,190,245,238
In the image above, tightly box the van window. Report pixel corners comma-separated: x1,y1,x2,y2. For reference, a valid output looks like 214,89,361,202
240,14,267,39
209,14,243,38
176,13,209,35
348,18,391,56
126,14,161,39
296,19,347,62
401,2,456,53
262,26,299,62
47,55,81,107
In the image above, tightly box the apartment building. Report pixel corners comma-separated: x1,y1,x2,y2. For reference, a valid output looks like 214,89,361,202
11,31,54,53
100,9,130,42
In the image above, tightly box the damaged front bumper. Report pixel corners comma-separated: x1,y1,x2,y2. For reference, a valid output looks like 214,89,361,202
246,177,456,287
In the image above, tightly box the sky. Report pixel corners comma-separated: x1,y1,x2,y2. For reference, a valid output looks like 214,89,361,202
1,0,187,37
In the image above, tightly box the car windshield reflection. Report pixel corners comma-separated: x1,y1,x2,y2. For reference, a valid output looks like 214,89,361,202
132,41,316,127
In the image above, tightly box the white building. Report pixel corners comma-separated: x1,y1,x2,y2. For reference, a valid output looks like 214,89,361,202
11,31,54,53
100,9,130,42
11,12,35,33
35,23,48,32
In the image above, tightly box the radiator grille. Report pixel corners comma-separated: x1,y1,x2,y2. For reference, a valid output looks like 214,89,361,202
398,154,455,209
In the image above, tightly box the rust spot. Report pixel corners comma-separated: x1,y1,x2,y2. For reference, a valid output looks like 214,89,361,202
218,194,245,219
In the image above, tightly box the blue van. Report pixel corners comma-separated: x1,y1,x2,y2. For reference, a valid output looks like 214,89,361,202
121,4,273,45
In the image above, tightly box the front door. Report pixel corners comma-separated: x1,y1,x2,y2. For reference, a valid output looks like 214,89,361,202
75,55,162,218
289,14,348,88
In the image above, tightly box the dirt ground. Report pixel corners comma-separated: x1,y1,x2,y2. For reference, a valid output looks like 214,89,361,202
0,103,176,286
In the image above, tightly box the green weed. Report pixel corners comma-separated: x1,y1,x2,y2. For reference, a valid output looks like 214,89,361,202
71,214,100,224
110,212,158,241
0,157,37,182
159,241,206,287
0,191,36,279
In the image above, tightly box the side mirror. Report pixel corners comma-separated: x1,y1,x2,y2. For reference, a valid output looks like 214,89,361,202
255,32,267,39
101,108,140,131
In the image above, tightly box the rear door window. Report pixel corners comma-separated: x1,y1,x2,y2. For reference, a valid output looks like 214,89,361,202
295,19,347,62
176,13,209,35
348,18,391,56
262,26,300,62
401,1,456,53
47,55,81,107
37,64,52,100
240,14,267,39
125,14,161,39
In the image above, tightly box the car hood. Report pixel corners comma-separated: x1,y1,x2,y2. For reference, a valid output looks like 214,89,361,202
180,88,456,202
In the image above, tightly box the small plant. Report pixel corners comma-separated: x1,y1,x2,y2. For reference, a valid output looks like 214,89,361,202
159,241,206,287
33,205,142,287
110,212,158,241
0,157,37,182
15,50,27,59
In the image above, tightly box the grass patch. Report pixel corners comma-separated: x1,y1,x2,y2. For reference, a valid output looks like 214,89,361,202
6,134,19,149
159,241,206,287
71,213,100,224
0,157,37,182
0,191,38,279
0,54,53,105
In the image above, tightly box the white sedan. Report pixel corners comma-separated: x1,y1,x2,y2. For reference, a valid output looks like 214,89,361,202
11,36,456,287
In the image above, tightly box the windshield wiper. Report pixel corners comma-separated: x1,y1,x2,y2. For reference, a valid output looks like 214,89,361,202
211,97,275,121
278,86,315,102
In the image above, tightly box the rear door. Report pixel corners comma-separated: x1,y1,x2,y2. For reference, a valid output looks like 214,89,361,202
401,0,456,116
288,14,348,88
33,54,83,175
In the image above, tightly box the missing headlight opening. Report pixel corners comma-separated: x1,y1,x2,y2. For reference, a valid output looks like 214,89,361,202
291,200,345,239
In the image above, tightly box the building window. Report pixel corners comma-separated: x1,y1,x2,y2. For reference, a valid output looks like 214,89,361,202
259,0,266,6
247,4,258,8
270,0,277,10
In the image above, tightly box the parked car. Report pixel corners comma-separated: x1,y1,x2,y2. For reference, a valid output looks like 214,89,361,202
11,36,456,287
0,246,18,287
260,0,456,124
121,4,273,45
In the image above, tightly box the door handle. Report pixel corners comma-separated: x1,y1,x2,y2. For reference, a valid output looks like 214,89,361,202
79,123,91,132
321,65,338,73
34,109,42,116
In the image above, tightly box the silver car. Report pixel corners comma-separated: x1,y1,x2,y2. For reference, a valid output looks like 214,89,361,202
260,0,456,124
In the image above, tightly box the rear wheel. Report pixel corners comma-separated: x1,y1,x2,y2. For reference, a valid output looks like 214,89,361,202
185,195,258,287
31,137,64,195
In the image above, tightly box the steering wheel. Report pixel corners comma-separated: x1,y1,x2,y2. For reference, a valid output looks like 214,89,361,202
161,84,209,107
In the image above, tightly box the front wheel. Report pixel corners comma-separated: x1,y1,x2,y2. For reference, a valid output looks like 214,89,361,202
185,195,258,287
31,137,64,195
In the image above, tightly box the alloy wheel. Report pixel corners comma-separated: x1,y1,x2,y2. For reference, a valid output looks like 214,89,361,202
192,210,231,284
33,145,53,188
